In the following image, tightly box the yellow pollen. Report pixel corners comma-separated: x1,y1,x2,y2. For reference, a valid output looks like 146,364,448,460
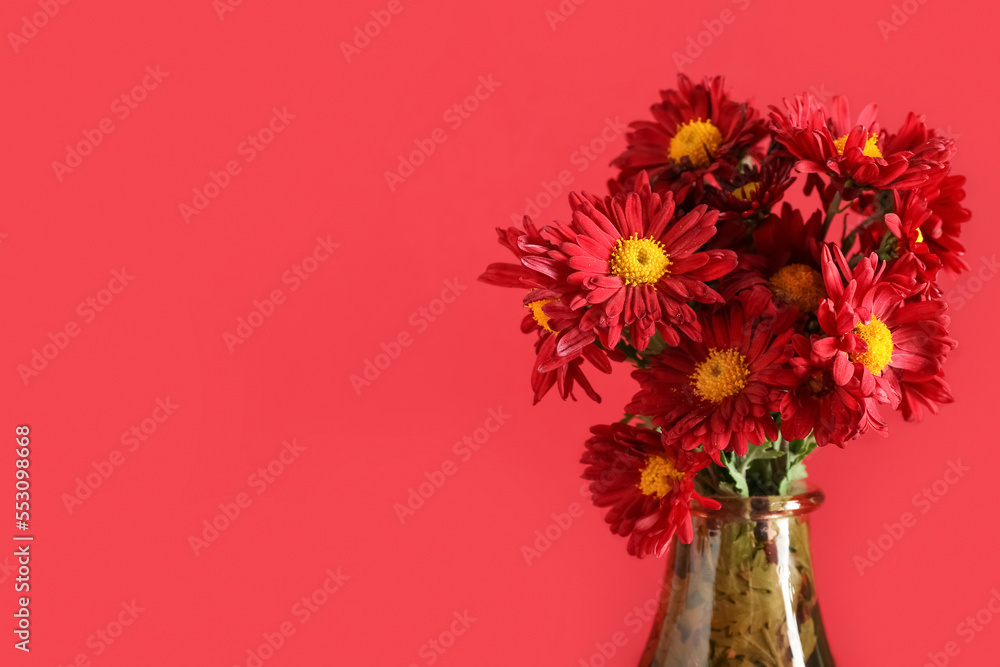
638,455,683,498
609,234,671,286
769,264,826,314
690,348,750,404
526,299,557,333
732,182,760,201
833,132,882,158
669,118,722,168
915,228,924,244
850,315,894,375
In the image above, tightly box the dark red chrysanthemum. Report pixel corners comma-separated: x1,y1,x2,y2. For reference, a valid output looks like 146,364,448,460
479,218,614,403
626,299,795,462
813,246,954,413
527,172,737,356
769,94,950,192
777,333,888,447
610,74,768,204
880,112,956,188
720,203,827,317
882,191,943,284
706,156,797,223
581,423,719,557
919,172,971,273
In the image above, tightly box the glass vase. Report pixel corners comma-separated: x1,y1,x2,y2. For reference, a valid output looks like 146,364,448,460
639,489,835,666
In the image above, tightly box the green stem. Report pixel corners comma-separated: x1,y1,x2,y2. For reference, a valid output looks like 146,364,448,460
820,192,843,241
841,210,884,253
770,436,789,494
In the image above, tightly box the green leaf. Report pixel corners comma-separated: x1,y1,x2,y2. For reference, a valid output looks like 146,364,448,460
749,449,786,460
721,452,749,497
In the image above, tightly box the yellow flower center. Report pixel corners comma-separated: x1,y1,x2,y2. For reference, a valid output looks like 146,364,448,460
525,299,557,333
638,455,683,498
690,348,750,404
732,182,760,201
915,228,924,244
769,264,826,314
850,315,893,375
833,132,883,158
669,119,722,168
609,234,671,286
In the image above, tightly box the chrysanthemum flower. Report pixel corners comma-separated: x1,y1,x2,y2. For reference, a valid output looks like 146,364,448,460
882,191,943,284
581,423,719,557
479,218,614,403
778,333,888,447
881,112,956,188
626,299,795,462
769,94,944,191
611,74,768,203
813,246,954,410
707,157,797,223
529,172,737,355
720,203,826,317
919,172,971,273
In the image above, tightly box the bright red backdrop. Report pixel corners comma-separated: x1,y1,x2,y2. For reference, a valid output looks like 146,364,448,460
2,0,998,665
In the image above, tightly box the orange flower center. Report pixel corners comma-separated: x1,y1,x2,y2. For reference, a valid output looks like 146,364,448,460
769,264,826,314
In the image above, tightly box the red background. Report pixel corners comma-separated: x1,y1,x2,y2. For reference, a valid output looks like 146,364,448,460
2,0,999,664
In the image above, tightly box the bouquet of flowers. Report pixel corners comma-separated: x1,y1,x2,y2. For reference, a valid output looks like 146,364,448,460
480,74,969,559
